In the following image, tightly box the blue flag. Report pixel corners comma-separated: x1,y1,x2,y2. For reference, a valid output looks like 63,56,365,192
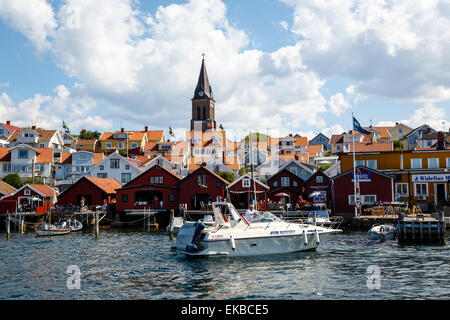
352,117,370,135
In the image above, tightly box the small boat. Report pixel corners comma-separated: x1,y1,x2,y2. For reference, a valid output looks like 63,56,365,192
166,216,185,235
35,223,72,237
175,202,341,257
58,218,83,232
367,224,396,242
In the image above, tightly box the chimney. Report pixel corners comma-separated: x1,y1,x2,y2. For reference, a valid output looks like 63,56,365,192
6,120,10,125
395,122,399,126
201,162,207,167
289,134,293,137
121,128,124,133
32,125,36,129
295,155,299,161
437,131,445,150
144,126,148,132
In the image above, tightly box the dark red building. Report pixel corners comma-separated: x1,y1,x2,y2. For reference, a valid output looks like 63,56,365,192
227,173,269,209
179,166,229,210
116,165,181,212
57,176,122,208
331,166,394,216
303,170,332,209
266,168,305,207
2,184,57,214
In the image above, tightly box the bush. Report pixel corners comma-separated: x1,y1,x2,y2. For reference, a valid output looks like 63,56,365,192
217,171,236,183
2,173,23,189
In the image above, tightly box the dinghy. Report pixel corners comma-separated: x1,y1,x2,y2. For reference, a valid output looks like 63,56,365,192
367,224,396,242
35,223,71,237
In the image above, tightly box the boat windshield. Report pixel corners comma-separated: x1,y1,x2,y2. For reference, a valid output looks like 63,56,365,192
308,211,329,218
252,212,282,223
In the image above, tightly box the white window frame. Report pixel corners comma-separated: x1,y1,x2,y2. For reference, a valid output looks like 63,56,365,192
316,175,323,184
414,183,428,197
105,143,112,149
121,173,132,184
289,167,297,175
355,160,365,167
242,178,250,188
427,158,439,169
24,189,31,196
395,183,409,197
366,159,378,170
281,177,290,187
411,158,422,169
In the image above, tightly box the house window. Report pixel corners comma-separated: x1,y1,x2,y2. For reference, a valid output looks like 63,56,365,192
447,158,450,168
12,165,19,172
281,177,290,187
121,173,132,183
302,169,307,175
336,145,341,151
428,158,439,169
217,182,221,188
366,160,377,170
289,167,297,175
242,178,250,187
0,129,3,134
150,176,164,184
131,143,138,149
157,159,163,166
100,165,104,170
66,167,71,172
363,195,377,205
293,180,298,187
411,158,422,169
355,160,365,167
125,165,130,170
97,173,107,178
395,183,409,197
169,194,175,202
18,149,29,159
121,194,128,203
414,183,428,197
79,153,87,160
197,174,206,187
3,164,11,173
273,180,278,187
110,159,120,169
399,128,403,134
106,143,112,148
24,189,31,195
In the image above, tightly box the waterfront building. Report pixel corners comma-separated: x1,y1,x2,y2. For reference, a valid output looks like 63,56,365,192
388,122,413,142
116,164,182,213
339,146,450,211
304,170,333,209
0,121,20,141
227,173,269,209
57,176,122,208
1,184,57,213
179,165,229,210
73,139,98,152
7,126,64,152
309,133,331,151
54,151,104,181
401,124,435,150
331,166,394,216
266,167,306,207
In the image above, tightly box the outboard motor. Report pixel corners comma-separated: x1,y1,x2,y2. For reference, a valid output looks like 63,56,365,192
180,222,205,253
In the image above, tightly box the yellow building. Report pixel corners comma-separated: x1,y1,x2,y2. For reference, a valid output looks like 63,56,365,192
340,149,450,211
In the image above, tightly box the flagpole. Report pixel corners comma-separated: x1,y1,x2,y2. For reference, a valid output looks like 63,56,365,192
352,112,358,217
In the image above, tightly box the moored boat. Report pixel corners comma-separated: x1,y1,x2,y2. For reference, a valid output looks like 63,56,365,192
35,223,72,236
175,202,342,257
58,218,83,232
367,224,396,242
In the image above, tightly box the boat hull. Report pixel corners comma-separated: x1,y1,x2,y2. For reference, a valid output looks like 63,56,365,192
36,228,71,236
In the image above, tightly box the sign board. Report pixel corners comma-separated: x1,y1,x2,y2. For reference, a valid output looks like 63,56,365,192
412,174,450,183
351,173,371,182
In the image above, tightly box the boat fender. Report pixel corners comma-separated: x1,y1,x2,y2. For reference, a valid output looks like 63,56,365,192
315,230,320,245
229,236,236,251
302,229,308,246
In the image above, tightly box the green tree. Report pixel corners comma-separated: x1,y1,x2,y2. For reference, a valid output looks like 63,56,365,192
217,171,236,183
79,129,101,140
119,150,128,157
239,167,249,176
325,150,332,156
244,132,269,143
23,177,44,185
393,140,404,151
2,173,23,189
319,164,332,172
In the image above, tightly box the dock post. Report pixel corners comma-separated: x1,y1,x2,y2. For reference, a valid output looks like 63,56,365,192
428,222,432,242
419,222,423,241
95,211,99,239
6,212,10,240
147,212,151,232
411,221,415,240
169,209,175,240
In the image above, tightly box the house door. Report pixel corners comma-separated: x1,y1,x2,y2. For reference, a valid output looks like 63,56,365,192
436,184,446,204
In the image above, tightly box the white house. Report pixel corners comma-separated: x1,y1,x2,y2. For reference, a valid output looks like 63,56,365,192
0,144,53,182
89,151,141,184
0,121,20,141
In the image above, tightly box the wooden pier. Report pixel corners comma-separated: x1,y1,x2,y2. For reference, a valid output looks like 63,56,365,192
397,215,447,245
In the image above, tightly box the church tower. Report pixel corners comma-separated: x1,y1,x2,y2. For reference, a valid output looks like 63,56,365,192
190,57,216,132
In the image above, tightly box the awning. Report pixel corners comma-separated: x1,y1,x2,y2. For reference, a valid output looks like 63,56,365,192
274,192,289,197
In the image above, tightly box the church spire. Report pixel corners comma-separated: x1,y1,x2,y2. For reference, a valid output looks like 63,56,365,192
193,55,213,101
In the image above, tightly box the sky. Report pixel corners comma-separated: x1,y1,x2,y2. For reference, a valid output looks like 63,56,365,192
0,0,449,141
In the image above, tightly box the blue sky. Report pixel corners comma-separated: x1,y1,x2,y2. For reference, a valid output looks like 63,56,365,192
0,0,449,140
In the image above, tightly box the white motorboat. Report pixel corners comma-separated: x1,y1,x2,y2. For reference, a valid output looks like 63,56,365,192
175,202,342,257
35,223,72,237
58,218,83,232
367,224,396,242
166,216,185,235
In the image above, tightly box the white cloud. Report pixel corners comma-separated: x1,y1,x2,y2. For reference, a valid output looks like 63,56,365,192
0,0,56,51
328,93,350,116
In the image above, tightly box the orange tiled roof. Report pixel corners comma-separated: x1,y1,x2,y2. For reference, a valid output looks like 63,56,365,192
0,180,16,195
84,177,122,194
30,184,58,197
146,130,165,141
36,148,53,163
307,145,323,153
93,153,105,164
346,142,393,153
60,152,72,164
0,147,11,161
2,122,20,133
294,137,308,147
75,139,97,145
7,128,58,143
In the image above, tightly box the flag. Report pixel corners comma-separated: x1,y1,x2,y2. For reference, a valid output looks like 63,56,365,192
169,126,175,138
201,184,207,188
352,117,370,135
62,121,70,133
